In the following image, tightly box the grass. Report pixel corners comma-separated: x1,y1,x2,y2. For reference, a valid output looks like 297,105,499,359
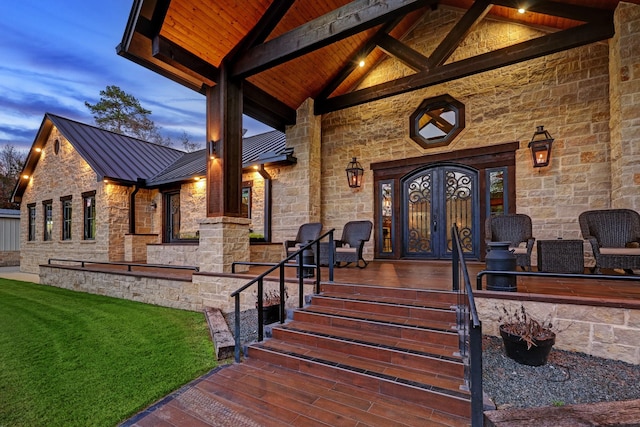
0,279,216,427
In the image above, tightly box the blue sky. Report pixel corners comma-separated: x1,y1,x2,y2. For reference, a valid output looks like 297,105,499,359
0,0,273,152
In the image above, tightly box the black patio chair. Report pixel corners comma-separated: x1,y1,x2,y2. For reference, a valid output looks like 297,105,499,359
334,220,373,268
283,222,323,257
485,214,535,271
579,209,640,274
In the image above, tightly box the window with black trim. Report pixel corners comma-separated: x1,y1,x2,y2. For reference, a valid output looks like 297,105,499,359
61,196,72,240
486,167,508,217
27,203,36,241
43,200,53,241
410,94,465,149
242,181,252,219
83,191,96,240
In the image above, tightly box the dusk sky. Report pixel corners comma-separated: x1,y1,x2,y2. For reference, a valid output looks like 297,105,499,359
0,0,273,153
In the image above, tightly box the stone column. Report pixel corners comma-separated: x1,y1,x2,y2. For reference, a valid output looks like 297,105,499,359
271,98,322,242
609,2,640,210
198,216,251,273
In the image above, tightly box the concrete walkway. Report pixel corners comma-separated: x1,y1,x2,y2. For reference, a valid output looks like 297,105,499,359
0,266,39,283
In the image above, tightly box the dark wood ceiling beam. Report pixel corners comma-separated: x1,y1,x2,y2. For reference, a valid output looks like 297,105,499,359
427,0,492,68
491,0,611,23
231,0,438,78
315,19,614,114
376,33,429,71
231,0,296,56
152,35,220,82
243,82,296,131
316,17,405,101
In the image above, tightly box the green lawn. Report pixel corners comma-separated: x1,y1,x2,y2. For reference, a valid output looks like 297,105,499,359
0,279,216,427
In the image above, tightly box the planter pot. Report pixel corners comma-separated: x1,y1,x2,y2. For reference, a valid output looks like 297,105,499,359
261,305,280,324
500,326,556,366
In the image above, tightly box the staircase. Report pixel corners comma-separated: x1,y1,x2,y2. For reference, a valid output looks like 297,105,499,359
211,283,472,426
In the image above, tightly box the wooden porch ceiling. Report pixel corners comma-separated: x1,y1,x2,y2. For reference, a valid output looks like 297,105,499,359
118,0,635,130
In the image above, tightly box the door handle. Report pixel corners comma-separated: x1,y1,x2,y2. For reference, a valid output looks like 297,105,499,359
433,220,437,232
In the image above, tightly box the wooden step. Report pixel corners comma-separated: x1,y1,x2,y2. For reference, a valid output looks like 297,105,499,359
270,324,464,378
292,309,460,347
247,343,471,419
320,283,459,305
310,294,458,323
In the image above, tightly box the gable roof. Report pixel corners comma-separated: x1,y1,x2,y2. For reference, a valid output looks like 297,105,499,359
118,0,631,130
12,114,291,201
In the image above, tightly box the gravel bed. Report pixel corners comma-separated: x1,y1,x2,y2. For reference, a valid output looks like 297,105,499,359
482,335,640,410
224,311,640,411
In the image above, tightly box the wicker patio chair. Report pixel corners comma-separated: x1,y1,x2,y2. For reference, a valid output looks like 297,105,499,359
334,220,373,268
578,209,640,274
284,222,323,257
485,214,535,271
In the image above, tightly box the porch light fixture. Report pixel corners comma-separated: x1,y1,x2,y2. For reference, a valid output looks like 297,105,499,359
208,140,218,160
346,157,364,188
528,126,554,168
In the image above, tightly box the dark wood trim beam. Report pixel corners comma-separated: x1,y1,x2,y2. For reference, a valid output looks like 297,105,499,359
316,19,614,114
427,0,492,68
152,35,219,82
231,0,437,78
230,0,296,56
491,0,612,23
243,82,296,131
376,33,429,71
316,17,404,101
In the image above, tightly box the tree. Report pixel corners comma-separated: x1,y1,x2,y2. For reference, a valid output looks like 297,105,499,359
0,144,26,209
85,85,172,146
179,130,201,152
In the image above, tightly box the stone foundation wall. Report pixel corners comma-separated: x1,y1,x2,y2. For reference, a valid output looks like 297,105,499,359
124,234,159,262
147,243,200,267
476,297,640,365
38,265,312,315
0,251,20,267
250,243,285,264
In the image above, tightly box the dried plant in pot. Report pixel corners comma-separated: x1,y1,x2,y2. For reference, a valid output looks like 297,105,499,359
498,304,556,366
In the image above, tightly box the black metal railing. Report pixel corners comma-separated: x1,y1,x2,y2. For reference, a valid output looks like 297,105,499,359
229,229,335,362
47,258,199,272
451,226,483,427
476,269,640,290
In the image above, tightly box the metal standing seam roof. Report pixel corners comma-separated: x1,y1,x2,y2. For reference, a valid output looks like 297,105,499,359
147,129,289,186
46,113,185,183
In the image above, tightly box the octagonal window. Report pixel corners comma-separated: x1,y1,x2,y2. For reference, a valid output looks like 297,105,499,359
410,94,465,149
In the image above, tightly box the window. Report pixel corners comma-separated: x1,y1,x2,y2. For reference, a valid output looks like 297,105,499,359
43,200,53,241
27,204,36,241
61,196,72,240
83,192,96,240
241,184,252,219
379,181,394,255
486,167,508,217
409,94,465,149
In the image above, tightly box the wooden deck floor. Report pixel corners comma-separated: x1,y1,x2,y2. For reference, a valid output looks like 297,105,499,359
244,260,640,309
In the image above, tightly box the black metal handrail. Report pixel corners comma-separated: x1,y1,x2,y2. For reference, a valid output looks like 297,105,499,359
477,269,640,290
451,225,483,427
229,229,335,362
47,258,199,272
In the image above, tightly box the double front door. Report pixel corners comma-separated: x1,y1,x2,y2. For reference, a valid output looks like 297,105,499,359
402,165,479,259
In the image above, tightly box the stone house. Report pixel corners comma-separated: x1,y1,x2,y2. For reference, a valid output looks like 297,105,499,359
12,113,292,273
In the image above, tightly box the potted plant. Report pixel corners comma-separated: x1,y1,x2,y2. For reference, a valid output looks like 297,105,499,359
258,288,288,324
498,304,556,366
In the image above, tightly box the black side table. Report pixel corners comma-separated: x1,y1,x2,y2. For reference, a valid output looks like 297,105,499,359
536,239,585,273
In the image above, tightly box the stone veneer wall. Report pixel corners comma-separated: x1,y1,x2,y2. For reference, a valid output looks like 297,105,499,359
179,180,207,237
124,234,159,262
147,243,200,266
319,6,616,262
273,99,322,243
476,297,640,365
0,251,20,267
39,265,312,314
609,2,640,211
20,129,109,273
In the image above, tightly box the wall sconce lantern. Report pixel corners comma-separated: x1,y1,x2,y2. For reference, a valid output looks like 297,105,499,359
528,126,554,168
208,140,218,160
345,157,364,188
